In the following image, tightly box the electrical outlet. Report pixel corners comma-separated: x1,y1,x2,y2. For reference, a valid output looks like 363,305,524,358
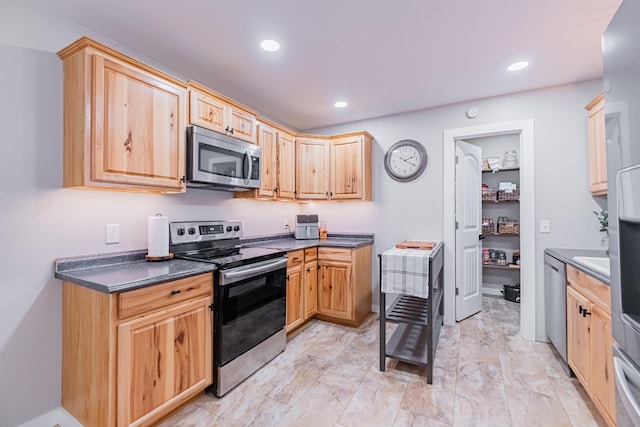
283,218,289,230
106,224,120,244
540,220,551,233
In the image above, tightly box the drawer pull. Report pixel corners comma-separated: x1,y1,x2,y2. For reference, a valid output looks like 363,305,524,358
170,290,181,295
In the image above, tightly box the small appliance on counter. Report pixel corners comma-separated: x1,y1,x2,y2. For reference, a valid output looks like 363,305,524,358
295,214,320,239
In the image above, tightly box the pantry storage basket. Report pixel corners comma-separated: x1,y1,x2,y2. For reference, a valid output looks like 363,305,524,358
498,188,519,201
498,220,520,235
482,218,494,234
482,189,496,201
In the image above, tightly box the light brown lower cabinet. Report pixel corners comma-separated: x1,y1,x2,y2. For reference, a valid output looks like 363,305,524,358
566,265,615,427
62,273,213,427
316,245,372,327
285,250,304,333
303,248,318,320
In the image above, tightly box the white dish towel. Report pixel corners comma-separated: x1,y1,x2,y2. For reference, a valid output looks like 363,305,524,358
381,246,434,299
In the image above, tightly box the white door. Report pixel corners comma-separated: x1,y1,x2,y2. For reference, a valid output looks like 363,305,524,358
455,140,483,321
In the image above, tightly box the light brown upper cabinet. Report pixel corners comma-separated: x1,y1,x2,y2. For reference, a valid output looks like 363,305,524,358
253,122,297,199
58,37,188,193
586,93,607,195
296,134,373,201
296,138,332,199
189,82,257,144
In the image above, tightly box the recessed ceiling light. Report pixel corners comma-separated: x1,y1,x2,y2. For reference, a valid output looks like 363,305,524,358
507,61,529,71
260,39,280,52
334,101,348,108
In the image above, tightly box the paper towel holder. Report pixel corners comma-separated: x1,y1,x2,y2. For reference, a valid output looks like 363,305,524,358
145,253,174,262
146,213,174,261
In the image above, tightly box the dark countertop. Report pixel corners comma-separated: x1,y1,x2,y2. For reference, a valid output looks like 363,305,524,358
544,248,610,285
55,233,373,294
55,250,216,294
240,232,374,251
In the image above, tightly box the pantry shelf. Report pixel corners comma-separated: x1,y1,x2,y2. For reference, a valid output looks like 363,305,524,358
483,264,520,271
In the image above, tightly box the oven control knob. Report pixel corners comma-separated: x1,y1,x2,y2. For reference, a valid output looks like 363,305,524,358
226,226,232,232
177,228,185,236
233,225,240,232
188,227,196,235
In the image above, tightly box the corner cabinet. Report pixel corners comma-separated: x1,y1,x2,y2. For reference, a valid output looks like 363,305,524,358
586,92,607,195
316,245,372,327
566,265,615,426
188,82,257,144
62,273,213,427
296,133,373,201
57,37,187,193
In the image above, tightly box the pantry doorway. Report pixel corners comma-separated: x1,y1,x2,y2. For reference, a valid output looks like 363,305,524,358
443,119,535,341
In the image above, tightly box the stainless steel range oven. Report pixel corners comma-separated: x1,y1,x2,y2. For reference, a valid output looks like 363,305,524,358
169,220,287,397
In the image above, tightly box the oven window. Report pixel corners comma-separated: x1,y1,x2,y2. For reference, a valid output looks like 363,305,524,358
216,268,286,365
199,143,244,179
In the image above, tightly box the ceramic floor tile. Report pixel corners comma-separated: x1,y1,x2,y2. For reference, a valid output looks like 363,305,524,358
336,367,410,427
455,358,508,409
399,365,457,425
505,384,572,427
265,354,330,405
498,351,556,397
161,297,602,427
452,395,512,427
156,404,223,426
275,382,353,427
551,377,608,427
393,408,452,427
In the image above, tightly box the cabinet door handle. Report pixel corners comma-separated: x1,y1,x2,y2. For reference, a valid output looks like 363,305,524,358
579,305,584,315
583,309,591,317
229,128,234,134
306,268,311,273
286,275,290,281
170,290,181,295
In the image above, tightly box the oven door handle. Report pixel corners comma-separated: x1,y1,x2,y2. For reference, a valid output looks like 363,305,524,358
221,257,288,285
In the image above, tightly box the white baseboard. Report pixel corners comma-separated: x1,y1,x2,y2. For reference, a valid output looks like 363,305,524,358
18,407,83,427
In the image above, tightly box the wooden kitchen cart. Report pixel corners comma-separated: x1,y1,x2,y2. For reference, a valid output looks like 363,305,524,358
378,241,444,384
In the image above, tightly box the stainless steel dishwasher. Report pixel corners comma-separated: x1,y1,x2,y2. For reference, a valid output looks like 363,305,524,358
544,252,571,374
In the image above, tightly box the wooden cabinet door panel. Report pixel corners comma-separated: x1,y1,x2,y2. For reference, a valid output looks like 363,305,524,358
317,261,353,320
277,132,297,199
296,139,330,199
286,264,303,332
567,286,591,388
227,107,257,144
591,305,616,423
189,90,226,134
93,55,185,190
304,261,318,320
118,296,212,427
587,95,607,195
331,136,363,199
257,123,278,197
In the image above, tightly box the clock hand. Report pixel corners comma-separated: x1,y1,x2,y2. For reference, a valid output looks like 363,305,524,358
400,157,416,167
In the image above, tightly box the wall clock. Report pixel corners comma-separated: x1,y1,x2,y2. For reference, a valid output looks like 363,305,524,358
383,139,428,182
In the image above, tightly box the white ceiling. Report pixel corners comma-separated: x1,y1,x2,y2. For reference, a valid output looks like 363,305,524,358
28,0,621,131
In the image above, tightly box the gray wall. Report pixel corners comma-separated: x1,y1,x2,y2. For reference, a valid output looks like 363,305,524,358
306,81,608,341
0,3,608,425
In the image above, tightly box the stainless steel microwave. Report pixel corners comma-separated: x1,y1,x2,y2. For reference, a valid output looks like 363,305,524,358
186,126,261,191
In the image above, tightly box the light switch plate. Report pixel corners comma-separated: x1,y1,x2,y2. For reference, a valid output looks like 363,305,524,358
540,220,551,233
106,224,120,244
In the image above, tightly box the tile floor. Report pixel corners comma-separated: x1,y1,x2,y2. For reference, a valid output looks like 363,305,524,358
161,297,607,427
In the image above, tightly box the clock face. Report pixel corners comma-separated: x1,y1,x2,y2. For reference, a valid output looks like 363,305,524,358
384,140,428,182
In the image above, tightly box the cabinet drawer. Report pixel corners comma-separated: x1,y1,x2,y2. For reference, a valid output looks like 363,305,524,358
318,247,352,263
567,265,610,313
287,250,304,266
119,273,212,319
304,247,318,261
